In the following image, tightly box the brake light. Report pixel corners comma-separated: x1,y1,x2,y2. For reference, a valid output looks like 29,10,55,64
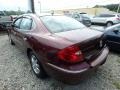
57,45,84,63
116,18,120,20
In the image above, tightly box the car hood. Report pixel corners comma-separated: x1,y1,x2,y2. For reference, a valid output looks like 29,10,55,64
54,28,103,43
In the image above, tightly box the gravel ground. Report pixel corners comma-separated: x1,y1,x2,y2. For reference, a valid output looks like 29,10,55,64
0,35,120,90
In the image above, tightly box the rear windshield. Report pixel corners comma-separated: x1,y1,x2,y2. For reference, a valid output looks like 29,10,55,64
40,16,85,33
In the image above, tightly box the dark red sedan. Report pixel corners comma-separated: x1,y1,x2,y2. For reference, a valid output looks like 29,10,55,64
8,14,109,84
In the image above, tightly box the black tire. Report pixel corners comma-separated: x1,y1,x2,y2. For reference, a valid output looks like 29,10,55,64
29,52,47,79
86,22,91,27
106,22,113,27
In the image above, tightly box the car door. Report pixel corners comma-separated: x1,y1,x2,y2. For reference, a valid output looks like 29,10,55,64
92,14,105,23
97,14,107,23
10,17,22,44
99,14,115,24
107,26,120,49
92,15,100,23
15,17,33,51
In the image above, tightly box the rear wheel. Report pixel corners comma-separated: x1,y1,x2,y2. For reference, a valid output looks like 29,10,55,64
106,22,113,27
29,52,47,79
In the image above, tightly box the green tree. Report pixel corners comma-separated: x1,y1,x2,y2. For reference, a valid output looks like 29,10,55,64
3,10,25,16
94,4,120,13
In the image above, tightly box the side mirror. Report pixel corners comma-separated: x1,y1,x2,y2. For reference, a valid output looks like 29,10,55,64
113,29,119,34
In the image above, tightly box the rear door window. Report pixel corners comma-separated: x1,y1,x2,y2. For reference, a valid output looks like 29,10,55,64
98,14,115,17
14,18,22,29
20,18,32,30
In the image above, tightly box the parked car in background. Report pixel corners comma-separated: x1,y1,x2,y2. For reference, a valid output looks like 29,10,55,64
8,14,109,84
0,11,13,27
91,14,120,27
0,23,7,31
72,13,92,27
104,24,120,51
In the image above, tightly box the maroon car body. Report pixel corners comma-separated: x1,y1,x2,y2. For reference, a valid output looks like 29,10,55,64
8,14,109,84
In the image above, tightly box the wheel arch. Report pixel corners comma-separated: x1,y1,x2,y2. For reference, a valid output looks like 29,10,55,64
106,21,113,24
27,48,32,58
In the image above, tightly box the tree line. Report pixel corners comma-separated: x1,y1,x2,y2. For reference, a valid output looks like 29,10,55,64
3,10,25,15
94,4,120,13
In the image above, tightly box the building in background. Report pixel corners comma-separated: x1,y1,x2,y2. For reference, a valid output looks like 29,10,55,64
48,8,117,16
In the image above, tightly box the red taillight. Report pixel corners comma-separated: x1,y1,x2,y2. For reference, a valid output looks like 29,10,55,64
57,45,84,63
116,18,120,20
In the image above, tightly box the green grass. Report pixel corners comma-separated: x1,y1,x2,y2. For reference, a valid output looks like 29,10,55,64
113,81,120,89
117,59,120,63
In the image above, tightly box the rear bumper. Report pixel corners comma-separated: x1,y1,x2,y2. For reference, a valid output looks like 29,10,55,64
44,47,109,84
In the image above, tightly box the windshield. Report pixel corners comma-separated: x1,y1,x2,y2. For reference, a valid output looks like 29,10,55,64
40,16,85,33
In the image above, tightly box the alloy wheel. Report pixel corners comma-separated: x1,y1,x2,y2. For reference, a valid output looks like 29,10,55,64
31,55,40,74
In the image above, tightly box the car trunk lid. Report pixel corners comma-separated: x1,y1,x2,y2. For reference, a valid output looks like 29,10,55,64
55,28,105,61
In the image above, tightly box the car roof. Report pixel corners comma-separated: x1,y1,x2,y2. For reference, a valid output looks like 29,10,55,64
20,13,62,18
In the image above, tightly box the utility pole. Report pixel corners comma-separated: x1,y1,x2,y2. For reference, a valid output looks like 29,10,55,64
117,3,120,13
38,0,41,13
29,0,35,13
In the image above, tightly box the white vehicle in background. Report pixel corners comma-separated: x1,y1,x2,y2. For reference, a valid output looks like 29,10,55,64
0,11,13,27
70,13,92,27
91,14,120,27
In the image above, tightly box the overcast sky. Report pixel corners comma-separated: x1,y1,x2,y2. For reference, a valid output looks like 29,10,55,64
0,0,119,12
